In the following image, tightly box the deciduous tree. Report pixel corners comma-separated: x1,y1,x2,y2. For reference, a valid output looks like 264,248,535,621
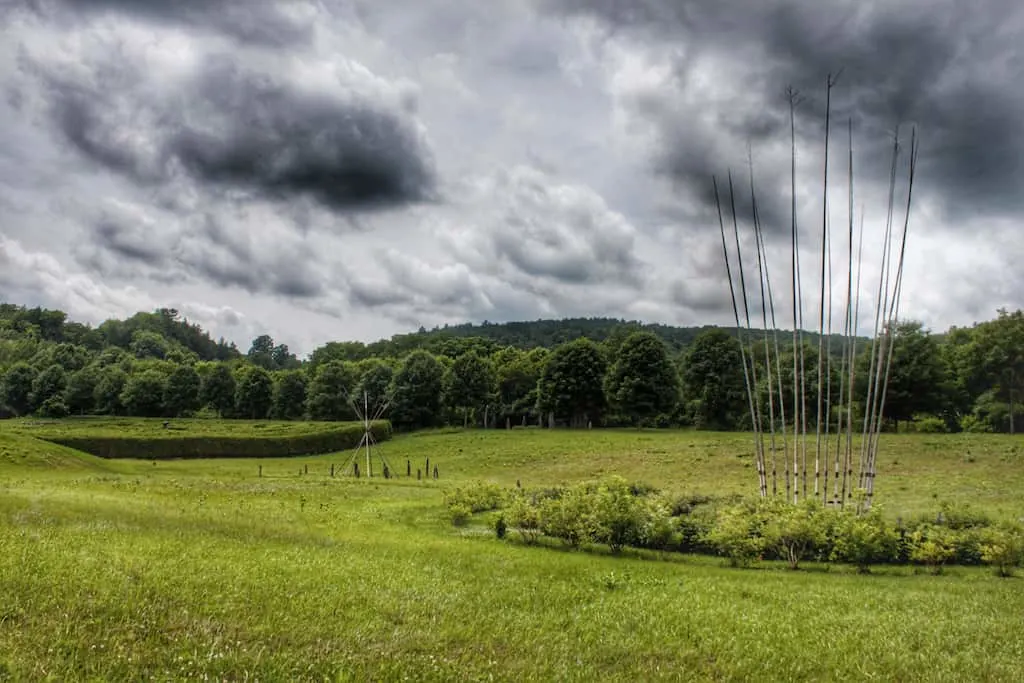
390,351,445,430
537,338,607,428
604,331,680,426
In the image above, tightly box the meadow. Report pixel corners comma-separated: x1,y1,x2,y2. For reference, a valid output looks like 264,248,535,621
2,423,1024,680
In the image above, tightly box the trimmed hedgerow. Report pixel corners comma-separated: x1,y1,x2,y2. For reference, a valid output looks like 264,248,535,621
39,421,391,459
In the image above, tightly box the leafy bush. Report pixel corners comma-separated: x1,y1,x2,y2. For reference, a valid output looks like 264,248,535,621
444,482,509,513
980,524,1024,577
908,525,957,574
505,495,542,544
539,485,594,548
959,414,993,433
449,503,472,527
636,495,676,551
762,500,828,570
906,416,948,433
676,505,718,554
704,503,767,567
590,476,650,553
938,501,992,530
830,508,900,573
36,396,70,419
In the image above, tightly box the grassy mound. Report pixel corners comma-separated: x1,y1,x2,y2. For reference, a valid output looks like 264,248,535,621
0,432,109,471
3,418,391,460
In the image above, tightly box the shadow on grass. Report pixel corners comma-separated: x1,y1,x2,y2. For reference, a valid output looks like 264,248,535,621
478,530,1006,579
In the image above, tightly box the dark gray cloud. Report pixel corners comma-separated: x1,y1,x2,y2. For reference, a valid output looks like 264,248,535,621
24,33,438,214
23,0,316,47
545,0,1024,226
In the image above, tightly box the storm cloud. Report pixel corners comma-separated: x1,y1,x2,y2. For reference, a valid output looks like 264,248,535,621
25,0,318,47
547,0,1024,225
1,0,1022,354
20,15,438,213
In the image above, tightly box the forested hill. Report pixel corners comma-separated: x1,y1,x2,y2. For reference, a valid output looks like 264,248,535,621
1,302,861,365
388,318,865,356
0,304,240,362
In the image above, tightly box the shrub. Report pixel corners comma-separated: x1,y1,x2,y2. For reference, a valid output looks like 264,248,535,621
36,396,70,419
677,505,718,554
636,495,676,551
980,524,1024,577
444,482,509,513
830,508,900,573
704,503,767,567
505,495,542,544
763,500,828,570
908,525,957,574
539,485,594,548
959,414,993,433
938,501,992,530
906,416,948,433
449,503,472,527
590,477,649,553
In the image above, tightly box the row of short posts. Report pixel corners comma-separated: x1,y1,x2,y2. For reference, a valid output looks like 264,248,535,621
261,459,439,480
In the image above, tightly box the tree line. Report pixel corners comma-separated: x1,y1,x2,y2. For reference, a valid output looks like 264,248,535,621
1,302,1023,433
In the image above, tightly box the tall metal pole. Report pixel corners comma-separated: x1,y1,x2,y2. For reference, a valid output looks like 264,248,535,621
364,390,371,478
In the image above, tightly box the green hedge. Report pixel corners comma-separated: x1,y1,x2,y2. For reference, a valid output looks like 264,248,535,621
40,421,392,460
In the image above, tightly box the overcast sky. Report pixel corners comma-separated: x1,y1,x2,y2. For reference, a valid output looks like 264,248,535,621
1,0,1022,356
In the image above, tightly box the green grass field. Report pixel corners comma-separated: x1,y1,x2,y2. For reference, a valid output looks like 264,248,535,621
2,424,1024,680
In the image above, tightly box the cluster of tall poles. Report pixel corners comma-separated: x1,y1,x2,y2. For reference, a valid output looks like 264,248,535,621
714,75,919,512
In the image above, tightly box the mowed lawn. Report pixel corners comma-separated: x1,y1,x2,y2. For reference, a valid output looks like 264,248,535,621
2,425,1024,681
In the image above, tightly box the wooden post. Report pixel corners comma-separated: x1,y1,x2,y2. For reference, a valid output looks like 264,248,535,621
417,469,422,481
330,463,335,478
304,464,308,475
426,457,430,476
384,465,390,480
433,465,439,480
516,479,521,488
354,462,360,478
258,465,262,478
407,459,411,477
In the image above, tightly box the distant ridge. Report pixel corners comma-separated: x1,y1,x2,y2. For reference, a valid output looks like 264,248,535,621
395,317,867,355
